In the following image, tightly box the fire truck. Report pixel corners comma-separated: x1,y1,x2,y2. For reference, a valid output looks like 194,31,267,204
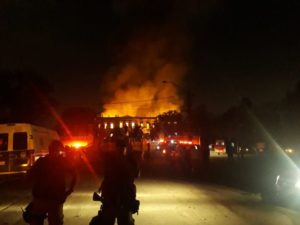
156,134,201,157
213,139,226,154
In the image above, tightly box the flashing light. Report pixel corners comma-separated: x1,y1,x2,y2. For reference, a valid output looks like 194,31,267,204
170,139,175,144
159,139,165,143
66,141,88,149
20,163,28,167
131,122,135,128
156,146,160,150
285,148,294,154
179,140,193,145
162,149,166,154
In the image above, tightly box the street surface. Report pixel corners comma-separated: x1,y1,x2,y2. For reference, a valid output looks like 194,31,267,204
0,154,300,225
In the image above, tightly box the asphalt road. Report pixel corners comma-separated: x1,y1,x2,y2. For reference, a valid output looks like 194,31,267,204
0,155,300,225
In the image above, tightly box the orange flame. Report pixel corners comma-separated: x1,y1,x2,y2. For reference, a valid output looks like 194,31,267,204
102,35,187,117
103,71,184,117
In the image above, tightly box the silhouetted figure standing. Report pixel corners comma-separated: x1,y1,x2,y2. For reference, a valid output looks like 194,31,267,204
92,139,139,225
237,144,245,159
27,140,77,225
201,135,210,163
179,145,193,176
226,139,234,160
144,142,151,160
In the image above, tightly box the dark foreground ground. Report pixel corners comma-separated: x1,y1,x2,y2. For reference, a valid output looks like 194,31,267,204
0,152,299,225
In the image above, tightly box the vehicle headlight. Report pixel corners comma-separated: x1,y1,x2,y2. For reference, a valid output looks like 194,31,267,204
295,180,300,189
285,148,294,154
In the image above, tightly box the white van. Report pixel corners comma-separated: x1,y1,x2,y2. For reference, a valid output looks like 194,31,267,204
0,123,60,174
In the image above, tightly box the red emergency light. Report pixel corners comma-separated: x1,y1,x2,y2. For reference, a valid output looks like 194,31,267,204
64,140,89,149
179,140,193,145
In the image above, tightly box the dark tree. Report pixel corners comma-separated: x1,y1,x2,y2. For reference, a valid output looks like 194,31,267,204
57,107,96,137
151,110,183,138
279,81,300,148
0,70,56,127
189,104,215,135
218,97,258,147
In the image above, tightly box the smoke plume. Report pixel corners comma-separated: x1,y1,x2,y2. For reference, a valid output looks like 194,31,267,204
102,29,188,117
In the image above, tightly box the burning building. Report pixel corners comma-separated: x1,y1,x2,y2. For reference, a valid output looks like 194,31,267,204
97,28,189,143
95,115,157,136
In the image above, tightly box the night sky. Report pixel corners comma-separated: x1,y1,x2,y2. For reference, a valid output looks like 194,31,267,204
1,0,300,113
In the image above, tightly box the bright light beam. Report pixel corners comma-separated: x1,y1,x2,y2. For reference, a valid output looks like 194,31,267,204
31,83,101,184
248,110,300,173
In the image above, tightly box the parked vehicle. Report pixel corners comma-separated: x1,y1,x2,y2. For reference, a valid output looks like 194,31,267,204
0,123,60,174
261,153,300,205
214,139,226,154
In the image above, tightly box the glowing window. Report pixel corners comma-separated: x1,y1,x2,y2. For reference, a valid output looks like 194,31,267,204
119,122,123,128
104,123,108,129
131,122,135,128
110,123,114,129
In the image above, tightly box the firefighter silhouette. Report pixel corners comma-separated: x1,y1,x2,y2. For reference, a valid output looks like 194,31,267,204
90,133,139,225
26,140,77,225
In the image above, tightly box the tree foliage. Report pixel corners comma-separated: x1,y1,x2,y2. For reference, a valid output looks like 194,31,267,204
279,81,300,147
150,110,183,138
0,70,56,126
57,107,96,136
